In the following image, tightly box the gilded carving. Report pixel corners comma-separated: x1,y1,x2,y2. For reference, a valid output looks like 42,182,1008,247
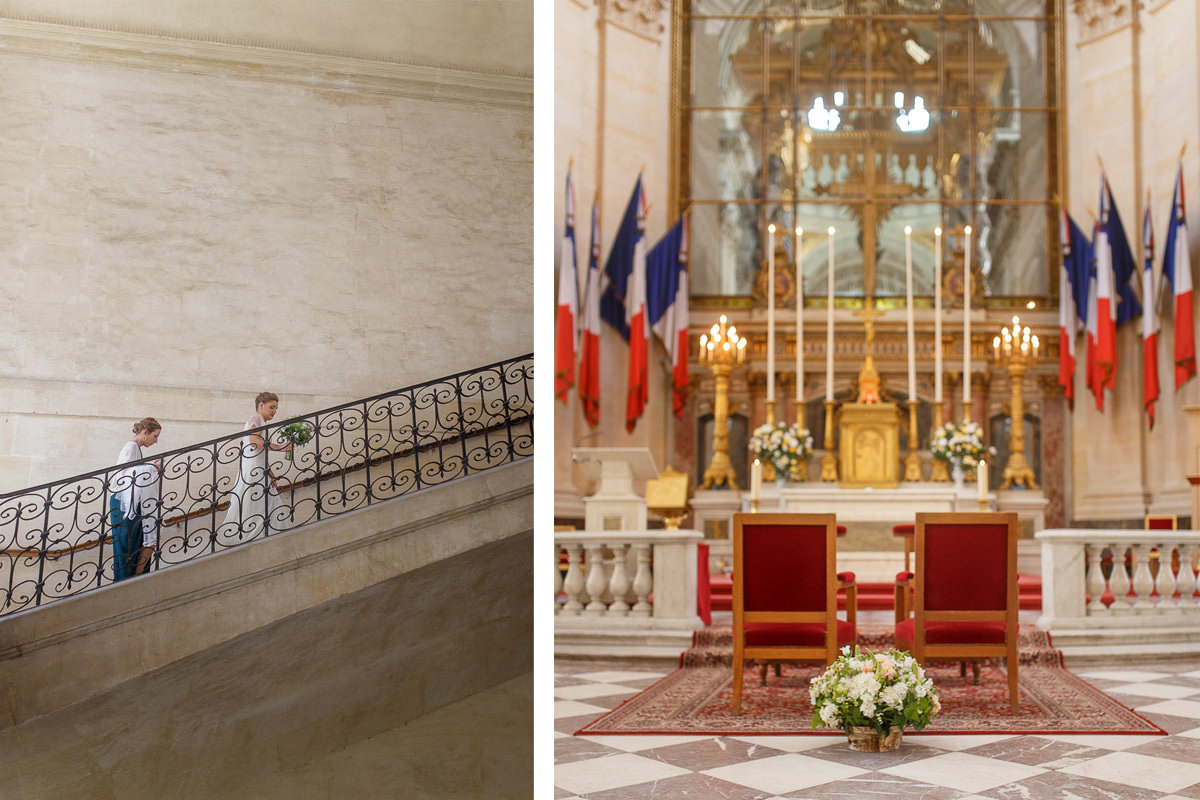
602,0,668,42
1071,0,1134,39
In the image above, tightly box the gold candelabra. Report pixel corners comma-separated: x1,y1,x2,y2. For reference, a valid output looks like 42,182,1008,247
699,315,748,489
991,315,1040,489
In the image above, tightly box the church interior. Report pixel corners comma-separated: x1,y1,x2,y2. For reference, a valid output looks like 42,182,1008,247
553,1,1200,797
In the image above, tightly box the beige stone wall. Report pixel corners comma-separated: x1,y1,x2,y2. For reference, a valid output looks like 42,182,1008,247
554,0,677,517
0,16,532,489
0,0,533,74
1065,0,1200,521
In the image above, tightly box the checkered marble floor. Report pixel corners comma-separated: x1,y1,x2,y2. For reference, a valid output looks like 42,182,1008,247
554,659,1200,799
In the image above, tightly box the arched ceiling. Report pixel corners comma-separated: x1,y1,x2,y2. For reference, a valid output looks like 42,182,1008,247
0,0,531,75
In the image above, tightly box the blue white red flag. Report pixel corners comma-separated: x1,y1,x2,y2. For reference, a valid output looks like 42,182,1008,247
1093,172,1141,403
579,203,602,427
1086,219,1104,410
1059,210,1091,408
599,177,650,431
648,212,691,417
1100,174,1142,326
1142,200,1159,427
555,168,578,403
599,176,644,341
1162,159,1196,389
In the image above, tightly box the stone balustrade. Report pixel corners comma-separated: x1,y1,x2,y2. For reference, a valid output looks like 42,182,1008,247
1036,528,1200,659
554,529,703,658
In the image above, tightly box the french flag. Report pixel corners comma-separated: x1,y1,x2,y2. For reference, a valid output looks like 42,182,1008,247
555,169,578,403
1142,201,1159,428
1086,220,1104,410
599,176,650,432
1059,210,1090,408
1093,174,1124,398
1163,160,1196,389
648,213,691,418
578,203,602,427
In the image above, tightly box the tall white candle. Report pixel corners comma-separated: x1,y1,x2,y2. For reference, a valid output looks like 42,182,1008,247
934,226,943,404
795,227,804,404
767,224,776,404
751,458,762,501
904,225,916,400
978,459,987,501
962,225,973,412
826,227,836,402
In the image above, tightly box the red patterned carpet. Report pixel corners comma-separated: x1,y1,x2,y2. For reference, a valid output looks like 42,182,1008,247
576,628,1164,736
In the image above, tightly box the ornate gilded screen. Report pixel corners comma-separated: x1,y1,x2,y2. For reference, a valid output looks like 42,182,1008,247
678,0,1061,307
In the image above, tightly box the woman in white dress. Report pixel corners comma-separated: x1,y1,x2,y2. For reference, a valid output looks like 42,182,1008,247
222,392,292,541
109,417,162,581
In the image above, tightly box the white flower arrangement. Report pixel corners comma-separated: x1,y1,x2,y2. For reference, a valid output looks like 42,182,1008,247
930,420,993,469
748,421,813,480
809,646,940,735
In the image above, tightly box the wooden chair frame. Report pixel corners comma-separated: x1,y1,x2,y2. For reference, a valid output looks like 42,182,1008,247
895,511,1019,713
893,523,915,623
731,512,855,712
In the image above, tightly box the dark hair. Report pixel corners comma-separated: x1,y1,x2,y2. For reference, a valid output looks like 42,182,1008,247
255,392,279,408
132,417,162,434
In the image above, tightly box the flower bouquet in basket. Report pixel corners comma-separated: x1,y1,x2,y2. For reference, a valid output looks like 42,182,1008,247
930,419,993,475
277,420,315,461
748,421,813,481
809,646,940,752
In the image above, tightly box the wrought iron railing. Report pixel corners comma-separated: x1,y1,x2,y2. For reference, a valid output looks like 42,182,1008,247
0,354,532,616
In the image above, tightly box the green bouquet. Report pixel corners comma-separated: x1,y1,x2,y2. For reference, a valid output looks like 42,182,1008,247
278,420,315,461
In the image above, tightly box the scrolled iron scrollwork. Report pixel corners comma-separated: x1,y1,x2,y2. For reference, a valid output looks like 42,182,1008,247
0,354,532,617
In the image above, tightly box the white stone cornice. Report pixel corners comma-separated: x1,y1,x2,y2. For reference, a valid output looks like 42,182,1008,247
0,16,531,109
601,0,668,43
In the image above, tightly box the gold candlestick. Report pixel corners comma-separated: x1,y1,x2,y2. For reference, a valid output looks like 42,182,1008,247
929,397,949,481
820,399,838,481
699,316,748,489
991,316,1040,489
903,401,922,481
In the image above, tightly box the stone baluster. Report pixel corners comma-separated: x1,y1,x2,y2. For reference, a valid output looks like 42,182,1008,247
608,543,631,614
1086,542,1109,613
1131,543,1156,611
631,542,653,616
1157,543,1179,613
1178,543,1199,609
1108,544,1132,613
554,544,564,614
584,543,608,615
561,543,585,614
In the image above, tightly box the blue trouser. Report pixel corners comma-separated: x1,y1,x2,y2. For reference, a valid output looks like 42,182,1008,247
109,495,142,582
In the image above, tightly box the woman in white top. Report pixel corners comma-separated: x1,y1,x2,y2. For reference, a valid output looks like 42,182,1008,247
109,417,162,581
222,391,292,542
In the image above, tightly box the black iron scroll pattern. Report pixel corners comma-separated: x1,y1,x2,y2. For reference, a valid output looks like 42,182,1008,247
0,355,533,615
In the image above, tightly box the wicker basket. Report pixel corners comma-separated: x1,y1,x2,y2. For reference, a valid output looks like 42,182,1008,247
846,725,904,752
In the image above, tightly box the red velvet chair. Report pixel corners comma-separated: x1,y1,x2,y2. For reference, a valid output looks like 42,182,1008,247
732,512,856,712
894,512,1020,713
